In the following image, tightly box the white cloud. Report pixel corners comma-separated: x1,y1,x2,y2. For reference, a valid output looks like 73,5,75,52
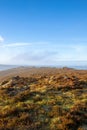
0,41,87,65
0,42,32,48
0,35,4,43
0,42,49,48
2,42,31,47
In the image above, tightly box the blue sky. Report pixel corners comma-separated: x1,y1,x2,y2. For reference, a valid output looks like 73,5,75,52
0,0,87,66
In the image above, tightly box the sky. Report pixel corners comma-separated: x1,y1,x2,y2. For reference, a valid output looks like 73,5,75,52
0,0,87,66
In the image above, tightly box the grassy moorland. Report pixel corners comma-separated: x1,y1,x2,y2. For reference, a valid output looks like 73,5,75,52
0,68,87,130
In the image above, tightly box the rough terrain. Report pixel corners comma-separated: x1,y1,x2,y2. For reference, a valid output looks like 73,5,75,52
0,67,87,130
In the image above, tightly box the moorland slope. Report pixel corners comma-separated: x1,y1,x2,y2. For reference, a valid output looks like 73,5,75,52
0,67,87,130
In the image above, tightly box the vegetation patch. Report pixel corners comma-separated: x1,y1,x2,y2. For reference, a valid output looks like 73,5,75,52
0,72,87,130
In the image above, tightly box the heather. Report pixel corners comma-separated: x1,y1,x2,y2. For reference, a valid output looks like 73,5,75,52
0,68,87,130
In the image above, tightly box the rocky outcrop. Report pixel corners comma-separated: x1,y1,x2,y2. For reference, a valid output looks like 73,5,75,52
0,76,30,96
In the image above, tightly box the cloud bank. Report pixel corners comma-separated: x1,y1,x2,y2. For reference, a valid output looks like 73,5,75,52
0,40,87,66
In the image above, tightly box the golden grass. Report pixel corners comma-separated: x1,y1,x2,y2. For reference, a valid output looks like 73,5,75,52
0,71,87,130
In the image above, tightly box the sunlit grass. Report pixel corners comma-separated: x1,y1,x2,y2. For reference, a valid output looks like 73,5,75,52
0,75,87,130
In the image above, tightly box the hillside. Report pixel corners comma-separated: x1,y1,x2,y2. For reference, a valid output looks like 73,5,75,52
0,68,87,130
